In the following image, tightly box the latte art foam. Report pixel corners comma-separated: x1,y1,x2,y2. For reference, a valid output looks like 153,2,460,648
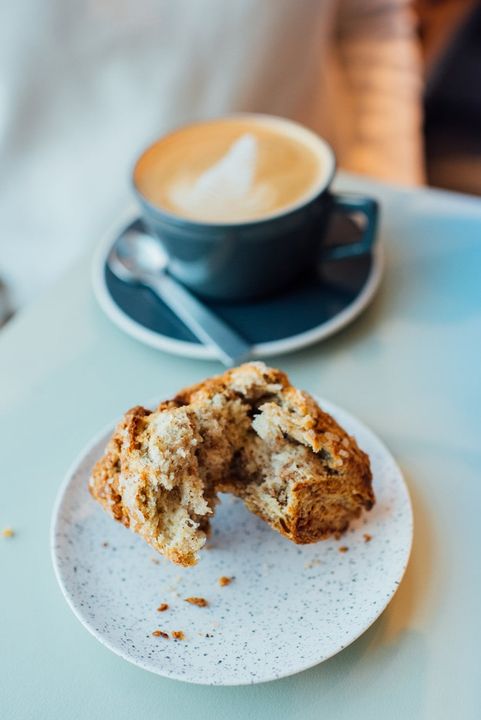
134,116,332,223
168,134,276,222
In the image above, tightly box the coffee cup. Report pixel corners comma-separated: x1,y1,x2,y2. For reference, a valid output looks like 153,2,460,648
132,114,378,300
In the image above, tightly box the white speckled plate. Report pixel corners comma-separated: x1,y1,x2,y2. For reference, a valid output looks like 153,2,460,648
51,399,412,685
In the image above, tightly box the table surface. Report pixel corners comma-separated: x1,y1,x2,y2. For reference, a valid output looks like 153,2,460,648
1,175,480,719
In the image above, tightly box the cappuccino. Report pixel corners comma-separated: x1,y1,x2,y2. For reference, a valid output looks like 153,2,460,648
134,116,332,224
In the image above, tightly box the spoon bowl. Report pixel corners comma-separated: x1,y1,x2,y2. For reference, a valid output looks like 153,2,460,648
106,220,251,366
108,221,168,283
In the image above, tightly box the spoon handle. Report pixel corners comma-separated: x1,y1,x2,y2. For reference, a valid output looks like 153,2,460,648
144,273,251,367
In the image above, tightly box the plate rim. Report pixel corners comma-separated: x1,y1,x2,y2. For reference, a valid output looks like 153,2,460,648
91,209,384,359
51,396,413,686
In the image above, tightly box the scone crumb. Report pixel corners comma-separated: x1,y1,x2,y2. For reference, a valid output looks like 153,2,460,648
185,596,208,607
102,541,109,547
157,603,169,612
2,528,14,538
218,576,233,587
152,630,169,639
363,533,373,543
172,631,185,640
150,558,161,565
338,546,349,553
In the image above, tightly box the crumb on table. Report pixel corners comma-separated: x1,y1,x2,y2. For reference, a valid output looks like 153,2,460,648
102,541,109,547
363,533,373,543
171,631,185,640
218,576,233,587
157,603,169,612
150,557,160,565
185,596,208,607
152,630,169,639
338,546,349,553
2,528,14,538
304,558,321,569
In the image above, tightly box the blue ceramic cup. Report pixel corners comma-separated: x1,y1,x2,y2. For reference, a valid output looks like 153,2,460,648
132,115,378,301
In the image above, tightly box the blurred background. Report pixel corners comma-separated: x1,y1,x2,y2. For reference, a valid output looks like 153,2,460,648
0,0,479,327
418,0,481,195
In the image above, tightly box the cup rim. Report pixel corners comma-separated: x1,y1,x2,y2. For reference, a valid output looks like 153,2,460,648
132,113,337,229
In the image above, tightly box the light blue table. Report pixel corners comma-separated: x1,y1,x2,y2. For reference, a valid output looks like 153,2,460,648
1,176,480,719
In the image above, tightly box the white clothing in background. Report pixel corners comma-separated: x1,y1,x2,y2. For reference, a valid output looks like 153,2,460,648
0,0,423,309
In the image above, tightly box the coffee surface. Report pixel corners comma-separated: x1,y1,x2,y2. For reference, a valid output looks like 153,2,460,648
134,118,328,223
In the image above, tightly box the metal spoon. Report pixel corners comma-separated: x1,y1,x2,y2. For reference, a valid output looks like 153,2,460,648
107,220,251,366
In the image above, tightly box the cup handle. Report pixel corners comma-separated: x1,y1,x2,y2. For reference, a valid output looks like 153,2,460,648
320,194,379,261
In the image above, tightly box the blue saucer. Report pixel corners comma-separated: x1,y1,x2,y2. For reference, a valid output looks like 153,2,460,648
93,213,382,359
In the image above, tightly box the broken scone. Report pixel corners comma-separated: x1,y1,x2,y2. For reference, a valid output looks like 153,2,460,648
89,363,374,566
